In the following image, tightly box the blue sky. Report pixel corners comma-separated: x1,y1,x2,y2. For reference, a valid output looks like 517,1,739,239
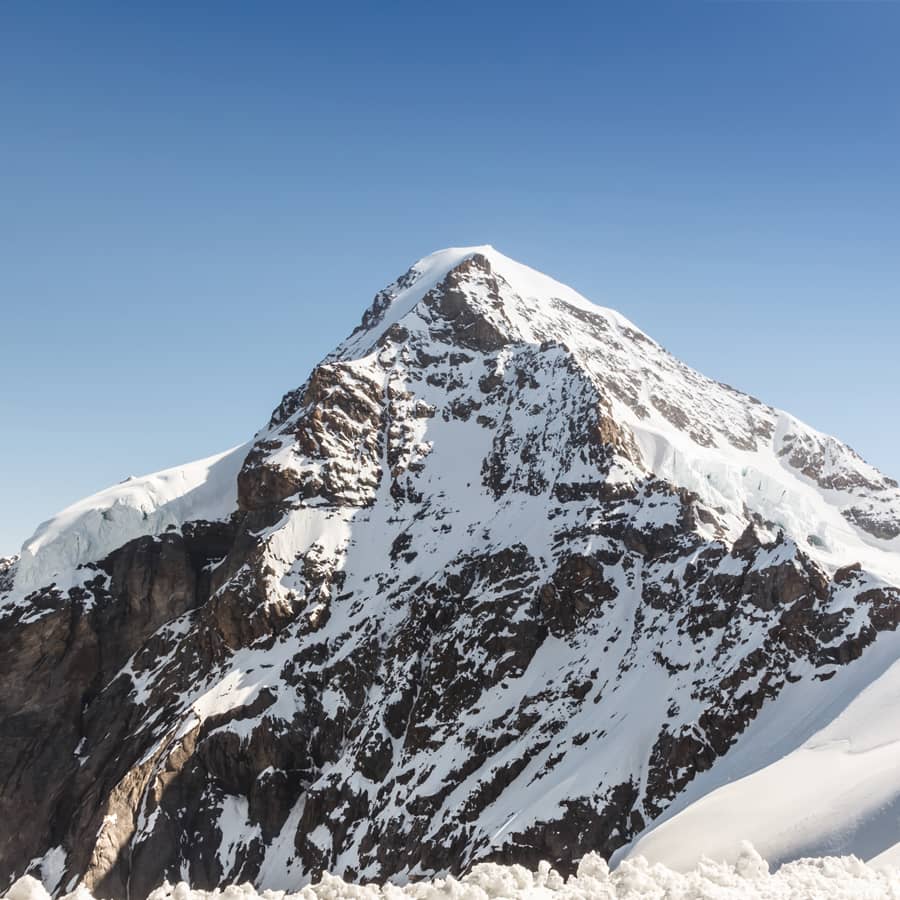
1,2,898,556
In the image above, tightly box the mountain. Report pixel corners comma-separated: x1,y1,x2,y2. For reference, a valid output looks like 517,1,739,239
2,246,899,899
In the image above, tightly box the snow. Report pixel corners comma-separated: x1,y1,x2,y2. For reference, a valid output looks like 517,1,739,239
216,795,261,881
8,846,900,900
12,443,250,594
619,644,900,872
16,848,67,898
3,877,50,900
332,247,496,361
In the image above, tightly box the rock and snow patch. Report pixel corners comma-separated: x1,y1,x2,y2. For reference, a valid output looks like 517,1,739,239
12,443,249,594
7,846,900,900
614,639,900,872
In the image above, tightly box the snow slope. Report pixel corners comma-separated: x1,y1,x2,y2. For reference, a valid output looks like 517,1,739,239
12,443,249,594
621,630,900,871
331,245,900,583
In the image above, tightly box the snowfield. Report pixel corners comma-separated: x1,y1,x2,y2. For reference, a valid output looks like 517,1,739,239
12,443,249,594
611,625,900,872
7,846,900,900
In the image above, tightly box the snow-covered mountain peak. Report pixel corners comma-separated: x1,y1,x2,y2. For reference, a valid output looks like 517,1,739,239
261,245,900,581
7,245,899,600
333,244,633,363
3,247,900,898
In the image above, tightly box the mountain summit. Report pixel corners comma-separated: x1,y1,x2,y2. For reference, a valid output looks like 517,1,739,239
3,247,900,897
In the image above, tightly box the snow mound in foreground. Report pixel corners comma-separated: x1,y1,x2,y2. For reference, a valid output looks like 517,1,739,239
8,845,900,900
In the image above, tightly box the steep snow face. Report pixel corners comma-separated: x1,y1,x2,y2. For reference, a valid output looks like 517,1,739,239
12,443,249,595
2,246,899,898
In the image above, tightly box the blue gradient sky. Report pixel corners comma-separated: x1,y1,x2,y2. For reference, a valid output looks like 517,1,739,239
2,2,898,556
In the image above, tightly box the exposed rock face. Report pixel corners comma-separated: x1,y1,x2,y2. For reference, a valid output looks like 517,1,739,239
2,246,899,897
0,556,15,594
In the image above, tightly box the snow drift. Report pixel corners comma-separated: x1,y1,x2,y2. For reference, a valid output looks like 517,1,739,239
7,846,900,900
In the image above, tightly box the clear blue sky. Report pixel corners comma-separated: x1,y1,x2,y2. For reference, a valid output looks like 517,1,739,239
2,2,898,556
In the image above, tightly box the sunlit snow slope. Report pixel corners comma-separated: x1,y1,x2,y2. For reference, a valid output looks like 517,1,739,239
621,635,900,870
330,246,900,582
12,443,249,593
